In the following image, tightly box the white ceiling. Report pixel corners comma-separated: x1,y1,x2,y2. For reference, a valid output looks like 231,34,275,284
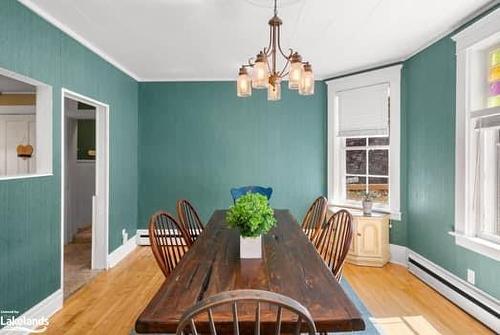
0,74,36,93
21,0,494,81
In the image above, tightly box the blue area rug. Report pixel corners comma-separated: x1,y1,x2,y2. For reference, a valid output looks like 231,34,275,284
338,279,379,334
131,280,379,334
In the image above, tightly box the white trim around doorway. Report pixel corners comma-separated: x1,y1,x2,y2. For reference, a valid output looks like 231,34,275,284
60,88,110,296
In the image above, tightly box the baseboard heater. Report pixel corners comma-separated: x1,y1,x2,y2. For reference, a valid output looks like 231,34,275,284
136,228,200,246
137,229,151,246
408,251,500,333
136,229,184,246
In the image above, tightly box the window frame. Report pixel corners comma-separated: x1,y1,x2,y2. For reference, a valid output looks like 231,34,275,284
326,65,402,220
0,66,53,181
452,7,500,261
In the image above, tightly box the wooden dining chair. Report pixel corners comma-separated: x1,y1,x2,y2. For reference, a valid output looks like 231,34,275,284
176,289,317,335
313,209,353,282
176,199,204,244
301,196,328,242
148,210,191,278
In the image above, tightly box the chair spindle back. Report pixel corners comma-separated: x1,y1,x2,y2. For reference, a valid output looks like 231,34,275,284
149,211,191,278
176,199,204,244
176,289,316,335
301,196,328,242
314,209,353,281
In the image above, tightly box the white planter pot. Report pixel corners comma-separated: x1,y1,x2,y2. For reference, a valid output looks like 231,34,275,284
240,235,262,259
362,200,373,215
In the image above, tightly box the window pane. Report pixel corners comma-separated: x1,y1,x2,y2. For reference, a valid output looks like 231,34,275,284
369,149,388,175
369,177,389,204
346,150,366,174
346,176,366,201
368,137,389,146
346,138,367,147
479,128,500,240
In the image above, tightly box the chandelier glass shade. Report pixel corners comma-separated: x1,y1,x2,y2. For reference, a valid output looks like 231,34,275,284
236,0,314,101
237,67,252,97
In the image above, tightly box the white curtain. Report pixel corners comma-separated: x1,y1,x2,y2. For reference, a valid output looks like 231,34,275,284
473,108,500,238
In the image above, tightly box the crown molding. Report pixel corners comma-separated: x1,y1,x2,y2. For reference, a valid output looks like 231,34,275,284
17,0,141,81
321,58,405,82
138,77,235,82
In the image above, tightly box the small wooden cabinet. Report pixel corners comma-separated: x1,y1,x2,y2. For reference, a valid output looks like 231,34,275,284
329,208,390,267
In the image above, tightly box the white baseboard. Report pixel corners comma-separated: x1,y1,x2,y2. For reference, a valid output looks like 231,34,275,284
408,251,500,333
0,289,62,334
136,229,150,246
389,244,408,267
107,234,137,268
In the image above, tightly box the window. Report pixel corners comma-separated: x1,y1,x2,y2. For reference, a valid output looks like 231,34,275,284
327,65,401,220
0,67,52,180
468,46,500,244
345,136,389,204
453,8,500,260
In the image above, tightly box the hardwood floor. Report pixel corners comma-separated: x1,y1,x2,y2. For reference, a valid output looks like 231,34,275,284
46,247,164,335
45,247,493,334
344,263,494,335
64,226,101,298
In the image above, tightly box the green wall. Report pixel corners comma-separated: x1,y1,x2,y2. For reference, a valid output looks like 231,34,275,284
403,29,500,298
0,0,138,317
138,82,326,228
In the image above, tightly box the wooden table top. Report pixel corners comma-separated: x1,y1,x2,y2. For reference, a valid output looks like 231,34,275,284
135,209,365,334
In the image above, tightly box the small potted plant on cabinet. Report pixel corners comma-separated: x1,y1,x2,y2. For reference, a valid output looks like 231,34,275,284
362,191,375,216
226,193,277,259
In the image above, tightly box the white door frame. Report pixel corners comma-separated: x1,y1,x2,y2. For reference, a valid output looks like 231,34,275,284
60,88,109,292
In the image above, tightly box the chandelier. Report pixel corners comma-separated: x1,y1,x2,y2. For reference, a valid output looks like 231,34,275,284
236,0,314,101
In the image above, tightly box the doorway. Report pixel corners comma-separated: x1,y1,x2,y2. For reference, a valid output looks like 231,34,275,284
61,89,109,299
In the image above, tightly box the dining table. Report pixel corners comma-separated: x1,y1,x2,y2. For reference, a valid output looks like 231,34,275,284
135,209,365,334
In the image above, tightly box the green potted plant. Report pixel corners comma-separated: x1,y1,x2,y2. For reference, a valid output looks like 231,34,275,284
362,191,375,215
226,193,277,259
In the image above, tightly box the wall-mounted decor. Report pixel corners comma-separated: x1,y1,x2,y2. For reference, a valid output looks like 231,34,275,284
16,144,33,158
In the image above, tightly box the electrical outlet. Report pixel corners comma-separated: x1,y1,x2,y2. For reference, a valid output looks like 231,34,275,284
467,269,475,285
122,229,128,245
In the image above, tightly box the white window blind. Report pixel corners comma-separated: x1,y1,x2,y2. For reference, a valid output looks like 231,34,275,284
337,83,389,137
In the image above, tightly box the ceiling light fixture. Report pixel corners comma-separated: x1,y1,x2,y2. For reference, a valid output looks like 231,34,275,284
237,0,314,101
